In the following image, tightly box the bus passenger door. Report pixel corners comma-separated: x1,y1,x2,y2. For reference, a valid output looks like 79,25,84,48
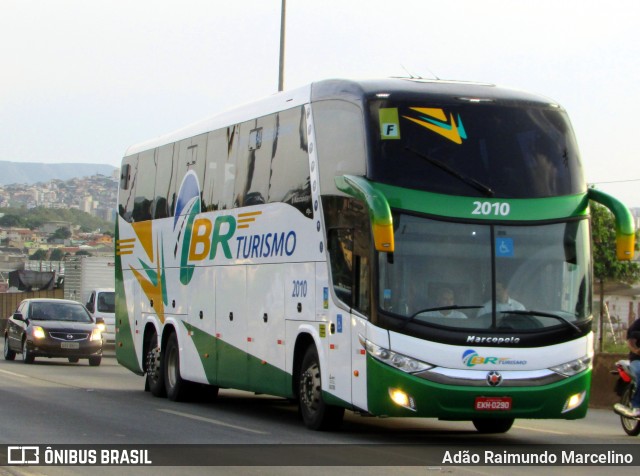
247,264,286,395
215,266,248,388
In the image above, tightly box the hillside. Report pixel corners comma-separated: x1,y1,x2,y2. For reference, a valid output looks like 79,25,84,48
0,161,117,186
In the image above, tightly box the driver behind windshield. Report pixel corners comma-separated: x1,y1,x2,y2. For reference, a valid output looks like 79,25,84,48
479,281,525,316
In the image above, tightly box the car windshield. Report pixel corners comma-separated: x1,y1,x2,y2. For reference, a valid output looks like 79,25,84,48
378,214,591,331
29,302,93,323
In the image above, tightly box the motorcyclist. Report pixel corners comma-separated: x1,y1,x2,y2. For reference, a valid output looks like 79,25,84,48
625,316,640,418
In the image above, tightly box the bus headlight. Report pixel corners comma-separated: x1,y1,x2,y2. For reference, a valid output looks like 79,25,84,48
550,355,591,377
361,337,433,373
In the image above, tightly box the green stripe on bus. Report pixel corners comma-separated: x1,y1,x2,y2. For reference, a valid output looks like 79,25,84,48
184,322,293,398
371,182,589,221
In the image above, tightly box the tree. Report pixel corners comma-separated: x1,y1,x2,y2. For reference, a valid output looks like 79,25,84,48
29,249,48,261
591,202,640,350
49,248,66,261
0,214,23,227
52,227,71,239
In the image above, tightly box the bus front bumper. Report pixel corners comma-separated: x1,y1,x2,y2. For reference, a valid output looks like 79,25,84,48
365,356,590,420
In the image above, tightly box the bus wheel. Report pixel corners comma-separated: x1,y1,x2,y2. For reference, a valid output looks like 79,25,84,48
145,333,166,397
298,346,344,431
472,418,514,433
164,332,190,402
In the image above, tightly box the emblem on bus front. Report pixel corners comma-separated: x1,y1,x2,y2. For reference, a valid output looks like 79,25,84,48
486,371,502,386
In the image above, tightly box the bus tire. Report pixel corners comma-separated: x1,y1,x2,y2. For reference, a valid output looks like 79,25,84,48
145,332,166,397
472,418,514,433
298,346,344,431
164,332,190,402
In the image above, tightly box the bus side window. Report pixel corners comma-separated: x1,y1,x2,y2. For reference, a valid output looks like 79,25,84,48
324,196,373,316
352,201,372,316
118,155,137,223
131,149,156,222
268,106,313,218
173,134,207,217
204,127,237,211
236,115,276,207
154,143,176,218
328,228,354,307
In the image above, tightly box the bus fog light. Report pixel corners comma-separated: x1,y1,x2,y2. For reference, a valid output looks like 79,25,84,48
389,388,416,411
562,391,586,413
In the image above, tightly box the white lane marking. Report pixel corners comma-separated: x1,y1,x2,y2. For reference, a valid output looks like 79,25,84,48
0,368,28,378
158,408,268,434
513,425,569,435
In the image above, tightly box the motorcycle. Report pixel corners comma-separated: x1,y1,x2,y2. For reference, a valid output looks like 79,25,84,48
612,359,640,436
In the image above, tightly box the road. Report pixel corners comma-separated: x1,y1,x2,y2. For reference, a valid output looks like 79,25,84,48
0,345,638,475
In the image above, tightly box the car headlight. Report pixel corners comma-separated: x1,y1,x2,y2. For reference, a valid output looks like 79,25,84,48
32,326,46,339
550,355,591,377
90,328,102,342
361,337,433,373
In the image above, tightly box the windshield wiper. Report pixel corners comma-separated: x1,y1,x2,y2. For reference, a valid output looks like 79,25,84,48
505,309,582,334
402,305,482,327
405,147,494,197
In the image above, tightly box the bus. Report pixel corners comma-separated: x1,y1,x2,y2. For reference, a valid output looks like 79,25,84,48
115,78,635,433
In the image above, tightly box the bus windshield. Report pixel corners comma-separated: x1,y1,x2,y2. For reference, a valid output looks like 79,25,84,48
367,100,585,198
378,214,591,331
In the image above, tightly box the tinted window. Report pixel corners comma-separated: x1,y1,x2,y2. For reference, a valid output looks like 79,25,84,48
131,149,156,222
368,100,584,198
153,143,176,218
324,196,372,316
30,302,92,323
268,107,312,218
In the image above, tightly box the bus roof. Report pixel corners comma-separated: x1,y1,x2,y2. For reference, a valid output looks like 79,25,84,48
124,78,560,157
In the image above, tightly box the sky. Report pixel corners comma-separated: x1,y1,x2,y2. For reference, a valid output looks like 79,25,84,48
1,0,639,207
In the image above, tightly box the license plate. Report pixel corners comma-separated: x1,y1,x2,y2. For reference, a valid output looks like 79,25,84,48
474,396,512,411
61,342,80,349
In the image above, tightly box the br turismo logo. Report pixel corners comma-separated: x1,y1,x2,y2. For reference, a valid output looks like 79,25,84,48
462,349,527,367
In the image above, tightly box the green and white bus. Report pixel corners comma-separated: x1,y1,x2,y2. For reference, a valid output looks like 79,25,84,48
116,78,634,432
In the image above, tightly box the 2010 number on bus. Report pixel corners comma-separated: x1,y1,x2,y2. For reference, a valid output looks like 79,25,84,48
472,201,511,217
292,280,308,298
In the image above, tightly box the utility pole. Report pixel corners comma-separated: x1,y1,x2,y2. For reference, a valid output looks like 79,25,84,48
278,0,286,92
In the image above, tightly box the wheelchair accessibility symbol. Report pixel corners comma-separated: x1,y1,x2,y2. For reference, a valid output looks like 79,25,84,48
496,237,514,257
